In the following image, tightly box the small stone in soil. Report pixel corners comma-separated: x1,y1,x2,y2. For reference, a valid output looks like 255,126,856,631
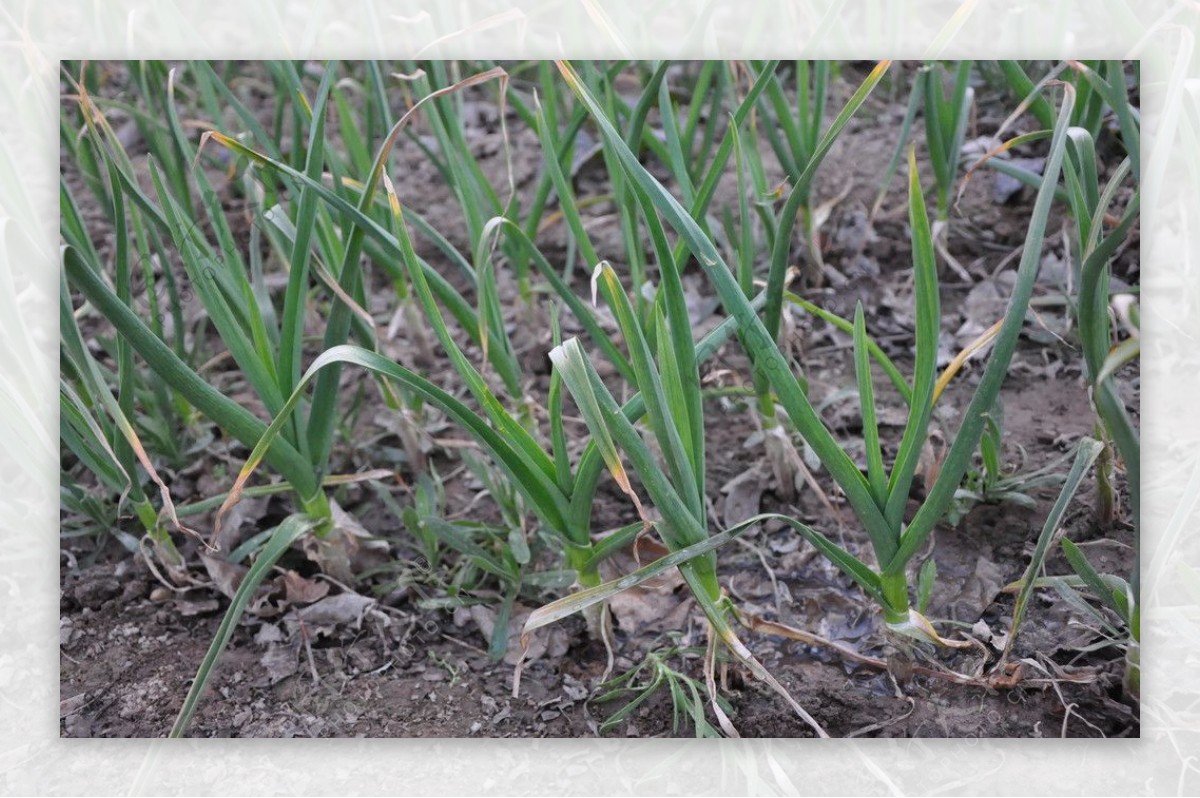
74,577,120,609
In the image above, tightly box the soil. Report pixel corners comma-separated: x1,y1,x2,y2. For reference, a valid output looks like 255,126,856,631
59,60,1140,738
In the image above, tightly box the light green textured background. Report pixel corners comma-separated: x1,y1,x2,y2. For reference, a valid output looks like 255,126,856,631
1,1,1194,794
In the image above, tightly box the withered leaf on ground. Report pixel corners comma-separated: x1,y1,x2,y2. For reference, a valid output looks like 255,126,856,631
599,545,693,637
294,591,378,628
939,554,1006,622
720,464,767,529
280,569,331,605
302,501,392,584
174,597,220,617
259,641,300,685
199,554,247,601
469,604,570,666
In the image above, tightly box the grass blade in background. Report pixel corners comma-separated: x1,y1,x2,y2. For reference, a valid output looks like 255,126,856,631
1003,437,1103,661
171,514,323,736
884,84,1076,575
